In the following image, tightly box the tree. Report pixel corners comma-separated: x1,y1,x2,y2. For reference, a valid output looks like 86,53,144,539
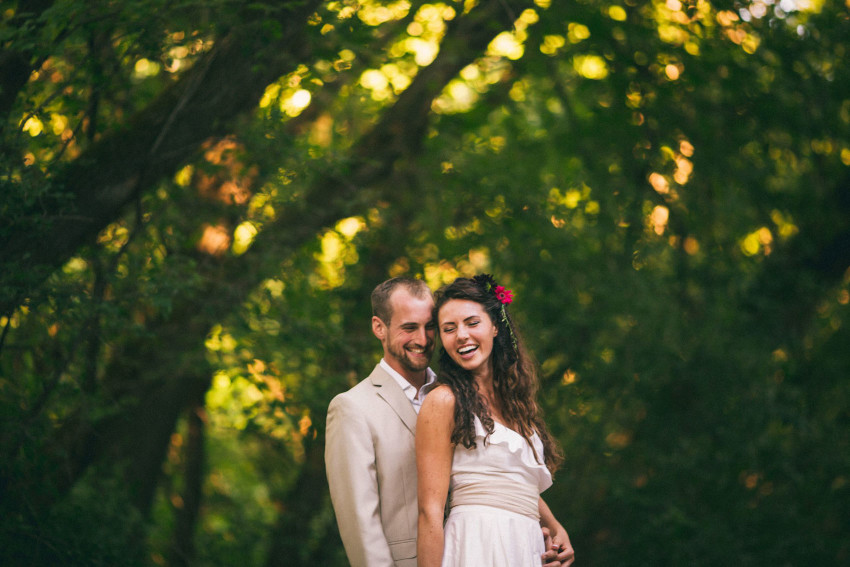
2,0,849,565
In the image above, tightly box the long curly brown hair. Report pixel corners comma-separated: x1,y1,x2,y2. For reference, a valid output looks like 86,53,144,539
435,275,563,474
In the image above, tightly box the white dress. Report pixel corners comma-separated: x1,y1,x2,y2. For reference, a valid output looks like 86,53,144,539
441,416,553,567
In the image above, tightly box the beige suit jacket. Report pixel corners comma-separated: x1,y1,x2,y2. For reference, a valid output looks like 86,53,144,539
325,364,420,567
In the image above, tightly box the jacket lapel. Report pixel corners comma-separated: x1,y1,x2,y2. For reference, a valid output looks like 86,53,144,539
370,365,418,435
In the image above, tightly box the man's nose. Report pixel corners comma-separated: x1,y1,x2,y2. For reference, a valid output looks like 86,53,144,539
413,326,427,344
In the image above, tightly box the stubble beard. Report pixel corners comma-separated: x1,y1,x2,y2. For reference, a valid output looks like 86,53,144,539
388,342,431,373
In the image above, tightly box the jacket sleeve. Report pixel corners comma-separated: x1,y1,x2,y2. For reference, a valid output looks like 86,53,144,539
325,393,395,567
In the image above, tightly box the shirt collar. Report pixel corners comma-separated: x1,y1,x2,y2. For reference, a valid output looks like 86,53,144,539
380,358,436,407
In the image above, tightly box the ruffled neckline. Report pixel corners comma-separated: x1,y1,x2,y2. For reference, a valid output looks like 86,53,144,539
472,415,553,491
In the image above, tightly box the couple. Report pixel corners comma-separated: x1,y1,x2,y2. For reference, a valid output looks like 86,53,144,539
325,276,574,567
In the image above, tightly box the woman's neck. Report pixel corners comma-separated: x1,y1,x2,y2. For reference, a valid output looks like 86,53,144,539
474,374,494,400
474,370,506,423
472,361,493,389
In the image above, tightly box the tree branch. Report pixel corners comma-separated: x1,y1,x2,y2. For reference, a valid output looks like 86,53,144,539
0,0,324,314
0,0,57,124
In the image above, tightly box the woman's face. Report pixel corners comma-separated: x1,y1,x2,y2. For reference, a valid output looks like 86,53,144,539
438,299,498,379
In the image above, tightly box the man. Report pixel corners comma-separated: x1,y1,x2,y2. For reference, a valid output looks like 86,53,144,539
325,277,574,566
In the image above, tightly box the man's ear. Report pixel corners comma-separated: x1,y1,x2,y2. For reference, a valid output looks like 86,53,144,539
372,316,386,340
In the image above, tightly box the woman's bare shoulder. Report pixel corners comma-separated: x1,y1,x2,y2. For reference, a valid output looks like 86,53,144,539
420,384,456,417
419,384,457,435
426,384,456,404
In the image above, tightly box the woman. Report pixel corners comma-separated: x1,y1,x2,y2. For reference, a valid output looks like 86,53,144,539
417,275,567,567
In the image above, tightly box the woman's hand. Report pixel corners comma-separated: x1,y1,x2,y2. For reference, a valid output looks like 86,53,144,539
539,497,575,566
541,525,575,566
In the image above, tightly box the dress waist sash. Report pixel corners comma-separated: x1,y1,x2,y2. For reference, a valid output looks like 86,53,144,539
450,479,539,521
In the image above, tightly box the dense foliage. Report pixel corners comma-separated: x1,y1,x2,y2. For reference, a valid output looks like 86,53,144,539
1,0,848,565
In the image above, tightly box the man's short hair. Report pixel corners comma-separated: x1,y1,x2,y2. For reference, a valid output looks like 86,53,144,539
371,277,431,324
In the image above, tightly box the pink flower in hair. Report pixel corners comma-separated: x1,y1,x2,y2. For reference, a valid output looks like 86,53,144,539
494,285,513,304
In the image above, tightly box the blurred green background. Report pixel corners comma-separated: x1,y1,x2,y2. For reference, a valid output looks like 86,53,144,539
1,0,848,565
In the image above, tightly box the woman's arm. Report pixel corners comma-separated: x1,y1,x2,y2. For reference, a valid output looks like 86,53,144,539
416,385,456,567
539,497,575,566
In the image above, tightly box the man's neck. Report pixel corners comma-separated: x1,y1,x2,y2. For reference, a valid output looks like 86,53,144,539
382,359,428,392
405,371,427,394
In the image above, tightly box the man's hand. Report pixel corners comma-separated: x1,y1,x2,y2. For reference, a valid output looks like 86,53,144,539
541,526,575,566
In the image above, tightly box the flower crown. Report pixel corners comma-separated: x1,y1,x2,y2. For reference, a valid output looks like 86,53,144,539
472,274,518,353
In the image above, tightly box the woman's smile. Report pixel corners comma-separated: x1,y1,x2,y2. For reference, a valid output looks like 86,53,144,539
438,299,497,377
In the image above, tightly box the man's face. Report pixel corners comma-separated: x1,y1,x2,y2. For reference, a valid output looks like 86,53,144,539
376,288,435,376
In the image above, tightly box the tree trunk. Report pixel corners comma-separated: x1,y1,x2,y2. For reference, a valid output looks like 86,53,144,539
168,403,206,567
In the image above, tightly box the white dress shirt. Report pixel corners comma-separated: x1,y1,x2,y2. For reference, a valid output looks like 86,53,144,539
379,358,437,414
